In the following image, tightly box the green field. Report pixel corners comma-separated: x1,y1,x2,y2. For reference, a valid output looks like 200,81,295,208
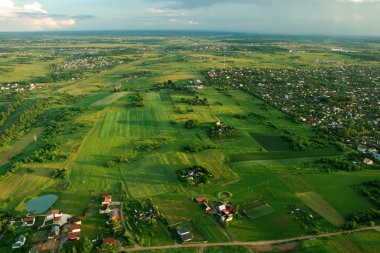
1,33,379,252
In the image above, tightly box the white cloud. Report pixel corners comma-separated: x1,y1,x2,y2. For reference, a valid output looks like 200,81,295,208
0,0,75,30
146,7,185,16
337,0,380,3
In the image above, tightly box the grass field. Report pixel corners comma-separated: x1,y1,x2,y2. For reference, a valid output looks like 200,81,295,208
296,192,345,227
193,216,230,242
293,230,380,253
245,204,275,219
91,91,128,106
0,166,55,209
0,127,43,166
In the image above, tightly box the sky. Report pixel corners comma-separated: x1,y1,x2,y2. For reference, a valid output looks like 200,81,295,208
0,0,380,36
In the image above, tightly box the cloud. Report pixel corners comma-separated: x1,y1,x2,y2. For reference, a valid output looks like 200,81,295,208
146,7,185,16
143,0,251,9
339,0,380,3
146,6,198,26
0,0,77,30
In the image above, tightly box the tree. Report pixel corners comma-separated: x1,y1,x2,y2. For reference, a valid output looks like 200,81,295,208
79,237,93,253
185,119,199,129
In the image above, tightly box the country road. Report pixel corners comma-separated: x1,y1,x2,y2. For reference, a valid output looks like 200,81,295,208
124,226,380,252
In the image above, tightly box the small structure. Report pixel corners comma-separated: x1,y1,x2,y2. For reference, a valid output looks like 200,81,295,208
99,204,111,214
68,224,81,233
53,216,62,225
102,195,112,205
201,202,212,213
363,158,374,165
109,209,119,221
193,196,207,203
50,210,62,217
216,203,238,222
102,238,117,245
177,228,193,242
49,226,60,239
12,235,26,249
23,217,36,226
216,120,223,126
68,217,82,225
67,232,80,241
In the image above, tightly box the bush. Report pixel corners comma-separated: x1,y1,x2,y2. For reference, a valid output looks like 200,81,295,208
185,119,199,129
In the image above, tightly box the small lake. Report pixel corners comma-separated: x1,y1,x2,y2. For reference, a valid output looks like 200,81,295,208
26,194,58,213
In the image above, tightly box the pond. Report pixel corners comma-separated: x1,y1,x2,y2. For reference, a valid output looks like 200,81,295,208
26,194,58,213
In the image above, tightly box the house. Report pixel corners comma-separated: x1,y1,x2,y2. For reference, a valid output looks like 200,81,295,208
99,204,111,214
217,205,226,212
23,217,35,226
102,195,112,205
193,196,207,203
69,217,82,225
49,226,60,238
216,204,237,222
177,227,193,242
109,209,119,221
67,232,81,241
363,158,374,165
102,238,117,245
12,235,26,249
50,209,62,217
201,202,212,212
53,216,62,225
68,224,81,233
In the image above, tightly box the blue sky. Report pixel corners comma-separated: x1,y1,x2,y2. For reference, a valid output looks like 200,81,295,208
0,0,379,35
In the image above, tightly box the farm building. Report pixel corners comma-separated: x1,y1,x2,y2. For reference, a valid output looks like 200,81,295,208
68,217,82,225
23,217,35,226
103,238,117,245
68,224,81,233
193,196,207,203
50,210,62,217
102,195,112,205
67,232,80,241
177,227,193,242
53,216,62,225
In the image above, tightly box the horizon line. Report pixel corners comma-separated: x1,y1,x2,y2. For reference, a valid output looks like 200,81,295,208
0,29,380,39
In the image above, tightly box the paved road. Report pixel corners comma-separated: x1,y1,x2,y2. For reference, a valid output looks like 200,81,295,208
124,226,380,252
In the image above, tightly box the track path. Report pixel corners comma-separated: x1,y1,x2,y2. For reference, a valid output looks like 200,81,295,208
124,226,380,252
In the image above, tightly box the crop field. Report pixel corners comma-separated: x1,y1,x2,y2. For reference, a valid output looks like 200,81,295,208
296,192,345,227
298,171,380,216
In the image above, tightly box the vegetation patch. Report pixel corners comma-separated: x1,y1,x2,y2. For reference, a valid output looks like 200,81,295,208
178,165,213,186
217,191,233,200
183,142,216,153
208,122,238,139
